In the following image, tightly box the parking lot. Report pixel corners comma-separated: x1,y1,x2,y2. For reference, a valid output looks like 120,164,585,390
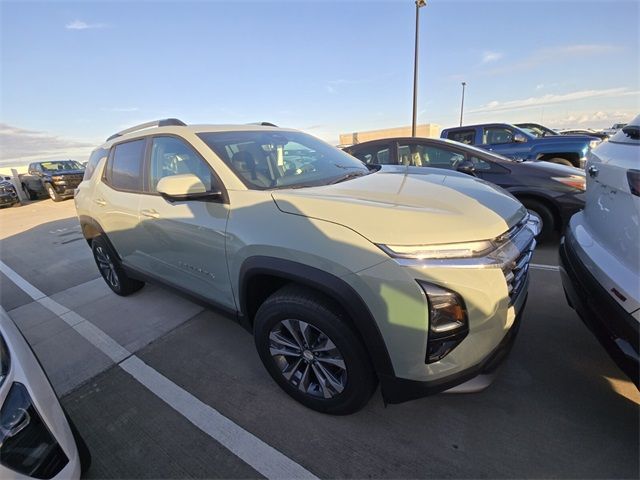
0,198,638,479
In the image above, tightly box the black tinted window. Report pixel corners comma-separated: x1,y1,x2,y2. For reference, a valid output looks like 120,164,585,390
398,143,465,168
447,130,476,145
84,148,108,181
350,145,392,164
108,140,145,191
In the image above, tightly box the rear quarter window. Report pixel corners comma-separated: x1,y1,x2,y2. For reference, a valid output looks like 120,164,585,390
105,139,145,191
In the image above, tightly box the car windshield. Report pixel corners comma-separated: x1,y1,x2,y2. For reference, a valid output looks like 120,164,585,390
198,130,370,189
40,160,83,172
518,124,557,138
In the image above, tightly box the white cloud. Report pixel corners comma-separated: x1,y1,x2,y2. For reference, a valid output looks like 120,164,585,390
485,44,613,75
0,124,95,166
469,87,638,114
481,51,503,63
65,20,107,30
547,111,636,129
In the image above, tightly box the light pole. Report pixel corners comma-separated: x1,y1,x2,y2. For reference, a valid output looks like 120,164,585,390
412,0,426,137
459,81,467,127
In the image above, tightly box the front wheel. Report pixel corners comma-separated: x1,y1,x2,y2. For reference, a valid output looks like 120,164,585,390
521,199,555,243
45,183,63,202
91,236,144,296
254,285,377,415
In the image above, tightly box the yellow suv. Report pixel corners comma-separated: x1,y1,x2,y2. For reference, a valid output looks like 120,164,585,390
75,119,539,414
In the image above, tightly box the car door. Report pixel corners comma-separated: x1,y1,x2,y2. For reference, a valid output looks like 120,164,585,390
136,135,234,309
93,138,145,267
482,126,526,159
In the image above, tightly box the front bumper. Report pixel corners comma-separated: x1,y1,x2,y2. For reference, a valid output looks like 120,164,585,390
559,235,639,387
0,193,19,206
380,295,526,403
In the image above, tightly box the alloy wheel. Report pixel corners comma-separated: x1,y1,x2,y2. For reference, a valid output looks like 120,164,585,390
269,319,347,399
94,246,119,289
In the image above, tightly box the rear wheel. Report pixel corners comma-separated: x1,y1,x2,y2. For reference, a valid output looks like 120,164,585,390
45,183,63,202
91,236,144,296
521,198,555,242
254,285,377,415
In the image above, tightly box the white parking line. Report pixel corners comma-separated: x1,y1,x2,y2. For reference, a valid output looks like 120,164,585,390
530,263,560,272
0,260,318,480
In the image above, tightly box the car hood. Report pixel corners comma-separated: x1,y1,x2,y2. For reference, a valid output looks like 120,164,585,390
271,166,527,245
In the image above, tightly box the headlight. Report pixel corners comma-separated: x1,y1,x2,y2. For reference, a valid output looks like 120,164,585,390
0,383,69,478
418,282,469,363
551,175,586,191
378,240,496,260
589,139,601,149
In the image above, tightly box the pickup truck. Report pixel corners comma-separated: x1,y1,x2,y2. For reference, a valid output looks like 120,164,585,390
441,123,601,168
20,160,85,202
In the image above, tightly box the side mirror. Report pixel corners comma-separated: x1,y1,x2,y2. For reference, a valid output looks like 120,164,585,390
156,174,223,202
514,133,527,143
456,160,476,176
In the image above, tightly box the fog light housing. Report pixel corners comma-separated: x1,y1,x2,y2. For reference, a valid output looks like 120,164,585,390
0,383,68,479
419,282,469,364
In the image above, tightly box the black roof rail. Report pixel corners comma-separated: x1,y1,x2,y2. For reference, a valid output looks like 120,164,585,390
246,122,278,127
106,118,186,141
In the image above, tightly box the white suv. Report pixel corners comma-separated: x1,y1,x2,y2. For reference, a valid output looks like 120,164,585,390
560,114,640,387
76,119,539,413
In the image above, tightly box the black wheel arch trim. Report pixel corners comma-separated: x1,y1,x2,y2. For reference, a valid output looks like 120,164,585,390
238,256,396,379
78,215,122,260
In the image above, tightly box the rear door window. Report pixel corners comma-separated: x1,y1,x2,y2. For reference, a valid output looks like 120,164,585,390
447,129,476,145
84,148,108,181
398,142,465,168
106,139,145,191
350,144,393,164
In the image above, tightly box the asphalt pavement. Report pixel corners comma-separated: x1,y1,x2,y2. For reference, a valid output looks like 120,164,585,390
0,198,637,479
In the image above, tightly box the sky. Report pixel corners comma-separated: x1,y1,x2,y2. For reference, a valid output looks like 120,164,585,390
0,0,638,169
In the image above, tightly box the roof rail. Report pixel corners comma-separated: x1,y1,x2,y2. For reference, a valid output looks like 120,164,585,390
246,122,278,127
106,118,187,141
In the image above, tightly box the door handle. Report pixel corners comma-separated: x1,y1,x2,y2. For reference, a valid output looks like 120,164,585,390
588,165,599,178
94,198,107,206
140,209,160,219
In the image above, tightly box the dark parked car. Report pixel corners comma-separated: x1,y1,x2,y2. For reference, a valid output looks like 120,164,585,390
441,123,600,168
0,179,19,208
344,137,586,241
20,160,85,202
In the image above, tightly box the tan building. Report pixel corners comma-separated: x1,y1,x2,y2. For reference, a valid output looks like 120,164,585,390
339,123,441,146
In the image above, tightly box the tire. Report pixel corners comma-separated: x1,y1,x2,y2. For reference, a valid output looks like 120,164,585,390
45,183,63,202
22,184,38,200
521,198,555,243
254,284,377,415
547,157,574,167
91,236,144,296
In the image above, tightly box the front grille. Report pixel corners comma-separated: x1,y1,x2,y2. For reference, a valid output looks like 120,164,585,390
504,240,534,305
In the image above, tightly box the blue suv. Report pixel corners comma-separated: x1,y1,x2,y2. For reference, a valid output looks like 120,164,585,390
441,123,600,168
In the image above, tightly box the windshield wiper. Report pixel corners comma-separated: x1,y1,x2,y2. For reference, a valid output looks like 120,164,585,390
329,172,368,185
